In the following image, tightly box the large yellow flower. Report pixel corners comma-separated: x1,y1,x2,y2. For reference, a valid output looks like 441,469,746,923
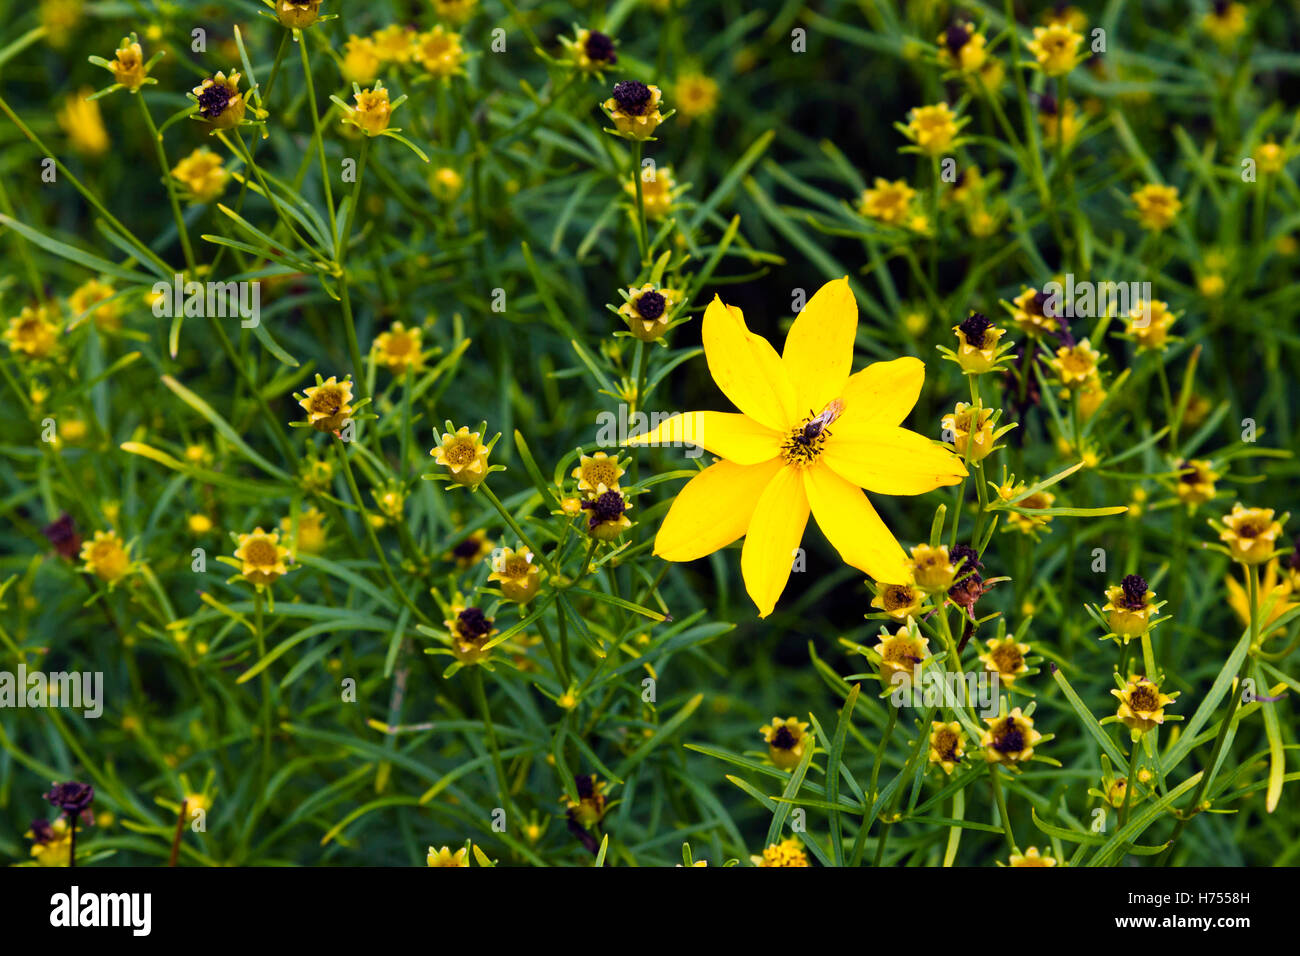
626,278,966,617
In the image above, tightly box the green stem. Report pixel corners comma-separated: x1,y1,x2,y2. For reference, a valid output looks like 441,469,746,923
137,91,196,273
989,763,1017,854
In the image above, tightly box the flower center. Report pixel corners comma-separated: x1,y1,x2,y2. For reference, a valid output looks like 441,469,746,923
945,23,971,55
1120,574,1148,609
585,31,616,64
445,440,477,465
584,490,626,524
197,83,231,119
781,400,843,466
933,727,958,761
635,291,666,320
770,726,797,750
611,80,651,115
452,537,482,559
311,389,342,415
1128,685,1159,712
990,643,1023,672
244,539,278,566
993,720,1025,753
958,311,991,348
457,607,492,640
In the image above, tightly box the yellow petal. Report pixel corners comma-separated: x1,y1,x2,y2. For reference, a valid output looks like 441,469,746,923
624,411,782,465
837,357,924,429
654,458,783,562
782,277,857,412
803,463,908,583
822,425,967,495
740,465,809,618
702,296,797,432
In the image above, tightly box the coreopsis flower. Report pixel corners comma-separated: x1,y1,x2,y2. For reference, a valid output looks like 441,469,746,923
281,506,327,554
1174,458,1218,506
1198,273,1226,298
603,80,666,140
1214,504,1286,565
946,312,1009,374
751,838,809,867
488,546,542,603
431,425,492,488
979,636,1031,686
1050,338,1102,388
625,279,966,617
572,452,625,493
1038,95,1082,147
233,528,292,587
628,164,680,220
1225,561,1297,640
67,279,120,331
900,102,963,155
618,284,680,341
981,708,1042,765
928,720,965,775
1124,300,1176,352
432,0,478,24
80,530,130,583
188,514,214,535
1202,1,1247,45
39,0,83,49
1000,483,1056,536
1005,287,1059,337
96,35,150,91
298,375,355,432
6,305,60,359
1008,846,1058,867
581,488,633,540
171,147,228,204
874,624,930,683
192,72,248,129
372,321,426,375
870,580,924,620
57,89,108,156
760,717,811,771
1112,676,1178,735
564,28,618,75
858,178,917,226
1102,574,1158,641
275,0,322,29
446,530,494,569
26,818,74,866
565,774,608,827
1130,183,1181,232
936,21,987,73
341,35,381,85
430,167,464,201
413,26,467,78
371,25,415,63
46,780,95,819
1253,142,1289,175
446,605,495,665
674,71,718,120
340,82,398,135
1025,23,1085,76
427,845,470,867
942,402,996,462
907,543,957,593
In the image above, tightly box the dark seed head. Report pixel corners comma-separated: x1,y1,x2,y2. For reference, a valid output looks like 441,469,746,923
635,290,666,320
1038,93,1059,116
575,774,595,799
44,781,94,816
611,80,651,116
583,490,626,527
196,81,232,119
994,722,1025,753
1120,574,1148,609
958,312,992,349
456,607,492,639
950,544,982,574
1031,290,1054,317
452,536,482,559
770,726,797,750
1213,0,1229,15
28,819,55,845
945,23,971,56
584,30,616,64
43,513,81,560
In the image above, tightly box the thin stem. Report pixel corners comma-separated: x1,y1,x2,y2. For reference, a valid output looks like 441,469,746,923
469,667,516,825
480,483,555,576
137,91,196,273
988,763,1017,854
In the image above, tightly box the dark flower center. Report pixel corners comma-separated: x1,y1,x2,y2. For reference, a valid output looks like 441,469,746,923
994,722,1025,753
585,31,616,64
1176,460,1200,485
1031,290,1056,318
44,781,94,815
1120,574,1148,609
771,726,797,750
612,80,651,116
575,775,595,799
452,536,481,559
43,513,81,559
457,607,492,639
1129,685,1159,711
28,818,55,845
583,490,626,524
635,291,666,320
958,312,992,348
1039,93,1059,116
197,82,232,119
945,23,971,55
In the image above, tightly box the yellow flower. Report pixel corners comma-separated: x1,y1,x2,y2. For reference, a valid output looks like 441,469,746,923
1225,561,1297,640
1112,676,1178,735
432,425,491,487
445,605,496,665
1102,574,1158,642
1125,300,1176,352
371,25,415,63
6,305,60,358
427,845,470,867
906,543,957,593
413,26,467,78
1199,273,1226,299
373,322,425,376
1050,338,1101,388
1130,183,1181,232
674,71,718,120
566,29,619,75
874,624,930,683
1006,287,1058,337
430,167,464,201
625,164,679,220
171,147,229,204
26,817,74,867
979,636,1031,686
870,580,924,621
858,178,916,225
276,0,322,29
40,0,83,49
192,72,247,129
107,37,149,91
760,717,811,771
1216,504,1285,565
565,774,608,827
1254,142,1288,175
281,506,327,554
581,488,633,541
751,837,809,867
981,707,1042,765
183,792,213,815
572,452,625,494
603,81,665,140
432,0,478,24
1008,846,1058,867
942,402,995,461
341,83,396,136
233,527,291,587
1202,2,1247,45
950,313,1007,374
57,89,108,156
488,546,542,604
1025,23,1085,76
1002,487,1056,536
928,720,965,775
1039,96,1082,147
298,376,355,432
341,35,381,86
446,530,494,569
902,102,961,155
1174,458,1218,506
936,21,987,73
625,279,966,617
80,530,130,582
188,514,213,535
618,284,680,341
66,279,120,331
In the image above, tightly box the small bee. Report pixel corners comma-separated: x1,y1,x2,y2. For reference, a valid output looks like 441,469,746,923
791,399,844,449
